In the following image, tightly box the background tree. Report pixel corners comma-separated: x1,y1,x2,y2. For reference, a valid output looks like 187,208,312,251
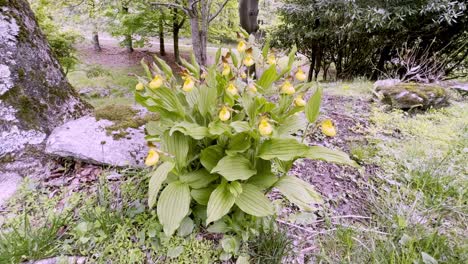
271,0,468,81
153,0,231,66
0,0,91,177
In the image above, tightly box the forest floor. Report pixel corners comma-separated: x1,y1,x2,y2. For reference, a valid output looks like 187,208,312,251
0,43,467,263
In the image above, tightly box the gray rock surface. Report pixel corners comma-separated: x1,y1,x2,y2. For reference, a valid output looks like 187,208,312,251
374,83,449,110
45,116,148,167
0,172,22,207
1,1,91,181
27,256,86,264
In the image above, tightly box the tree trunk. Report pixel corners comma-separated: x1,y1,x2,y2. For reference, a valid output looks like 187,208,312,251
92,31,101,52
173,8,181,64
371,45,391,80
239,0,259,34
0,0,91,178
122,6,133,53
159,12,166,56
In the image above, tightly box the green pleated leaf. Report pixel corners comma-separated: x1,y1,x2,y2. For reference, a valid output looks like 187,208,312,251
247,159,278,189
275,176,323,211
157,181,191,236
277,114,307,136
190,53,201,79
180,57,199,79
148,162,175,208
230,121,251,133
208,120,231,135
235,184,274,217
206,184,236,224
152,87,185,117
154,55,174,79
262,39,270,59
180,169,219,189
230,49,239,67
306,146,358,167
211,155,257,181
226,133,251,156
198,84,217,115
200,145,224,171
257,64,278,91
170,121,210,140
305,87,322,124
258,138,309,161
191,186,215,205
162,131,189,170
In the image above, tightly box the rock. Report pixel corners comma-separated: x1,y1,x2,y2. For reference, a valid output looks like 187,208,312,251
27,256,86,264
0,172,21,207
373,78,401,89
45,116,148,168
1,1,91,179
78,87,110,98
374,83,449,110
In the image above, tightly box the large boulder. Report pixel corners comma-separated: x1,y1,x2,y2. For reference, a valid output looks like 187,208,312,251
45,116,148,168
374,83,449,110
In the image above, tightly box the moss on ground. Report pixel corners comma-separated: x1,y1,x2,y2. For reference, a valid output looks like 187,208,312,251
94,104,159,139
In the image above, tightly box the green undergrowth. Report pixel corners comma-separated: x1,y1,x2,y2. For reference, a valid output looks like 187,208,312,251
0,171,220,263
314,98,468,263
68,64,141,108
94,104,159,139
0,169,287,263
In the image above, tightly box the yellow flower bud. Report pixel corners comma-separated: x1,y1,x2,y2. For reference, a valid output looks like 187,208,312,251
243,55,255,67
182,77,195,92
135,82,144,91
237,40,247,53
295,68,307,81
149,75,163,89
226,82,238,96
258,118,273,136
247,83,257,93
280,81,295,95
321,119,337,137
267,53,276,65
294,95,306,107
145,148,160,166
219,106,231,121
222,63,231,76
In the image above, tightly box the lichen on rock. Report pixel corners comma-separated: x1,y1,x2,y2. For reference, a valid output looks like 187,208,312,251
374,82,449,110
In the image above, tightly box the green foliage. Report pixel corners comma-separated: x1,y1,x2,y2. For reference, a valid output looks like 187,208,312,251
31,0,81,74
314,90,468,263
248,222,293,264
272,0,468,80
0,213,68,263
136,37,357,239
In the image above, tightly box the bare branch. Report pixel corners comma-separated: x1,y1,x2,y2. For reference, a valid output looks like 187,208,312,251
208,0,230,23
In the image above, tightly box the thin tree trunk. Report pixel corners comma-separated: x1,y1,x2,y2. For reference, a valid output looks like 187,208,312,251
173,8,181,64
122,5,133,53
308,61,314,82
92,31,101,52
0,0,91,177
159,12,166,56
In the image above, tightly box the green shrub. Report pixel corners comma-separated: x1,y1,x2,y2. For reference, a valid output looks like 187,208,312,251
135,36,358,237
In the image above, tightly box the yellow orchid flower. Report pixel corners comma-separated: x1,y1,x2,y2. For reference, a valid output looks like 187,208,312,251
247,83,257,93
135,82,144,91
294,94,306,107
321,119,337,137
295,68,307,81
267,53,276,65
182,77,195,92
240,71,247,79
219,106,231,121
243,55,255,67
280,80,295,95
226,82,238,96
237,40,247,53
149,75,163,89
145,148,160,166
258,118,273,136
222,63,231,76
